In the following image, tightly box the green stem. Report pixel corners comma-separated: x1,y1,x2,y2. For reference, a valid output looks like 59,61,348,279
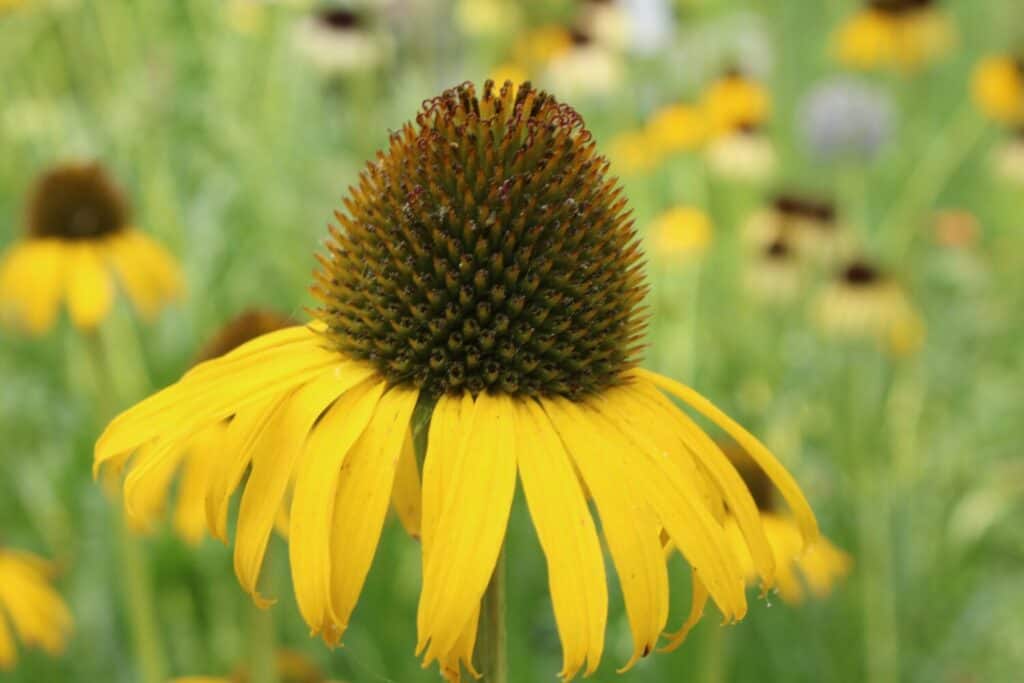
856,465,900,683
85,330,167,683
878,102,986,259
698,622,725,683
249,544,280,683
476,546,508,683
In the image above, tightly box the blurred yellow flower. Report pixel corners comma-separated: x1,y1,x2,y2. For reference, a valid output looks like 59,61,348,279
544,32,624,98
706,129,777,183
646,103,708,154
814,261,925,356
224,0,267,35
650,206,712,261
578,0,631,52
834,1,955,72
454,0,522,38
95,82,818,682
0,163,182,335
743,195,847,263
489,63,529,91
512,25,573,67
702,70,771,138
294,7,394,75
992,132,1024,185
972,56,1024,125
607,129,655,175
0,549,73,671
744,239,804,305
721,445,851,605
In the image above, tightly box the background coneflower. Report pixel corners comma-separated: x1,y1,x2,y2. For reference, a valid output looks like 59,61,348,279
0,163,181,334
0,549,73,671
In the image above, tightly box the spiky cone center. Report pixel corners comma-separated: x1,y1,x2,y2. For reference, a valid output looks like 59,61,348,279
27,163,128,240
313,81,648,400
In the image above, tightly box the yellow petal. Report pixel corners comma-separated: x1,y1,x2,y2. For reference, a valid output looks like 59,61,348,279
440,606,481,683
95,326,338,471
289,379,385,641
65,242,114,329
589,389,747,623
0,240,65,334
107,231,179,319
329,385,418,633
418,393,517,669
660,570,709,653
0,555,72,655
391,431,422,539
636,368,819,545
234,365,374,603
544,397,669,671
122,440,188,533
626,381,776,590
517,399,607,678
174,424,227,545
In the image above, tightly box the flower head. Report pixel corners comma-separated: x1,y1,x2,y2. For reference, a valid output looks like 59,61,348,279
0,549,73,670
834,0,955,72
294,6,393,75
972,55,1024,125
702,68,771,138
96,82,818,681
799,77,895,162
0,162,182,334
649,207,712,263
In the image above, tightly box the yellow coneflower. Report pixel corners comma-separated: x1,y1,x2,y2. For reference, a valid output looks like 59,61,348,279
0,162,182,335
454,0,522,38
972,55,1024,125
702,69,771,139
743,194,847,263
577,0,631,52
293,7,393,75
743,239,804,305
511,25,573,68
834,0,955,72
488,62,529,91
95,82,818,681
814,260,925,356
721,445,850,605
0,549,73,670
544,29,624,98
607,129,656,175
650,206,712,263
645,103,708,156
992,129,1024,185
174,648,329,683
705,125,778,183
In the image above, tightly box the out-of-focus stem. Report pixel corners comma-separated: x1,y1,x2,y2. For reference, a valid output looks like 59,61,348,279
477,546,507,683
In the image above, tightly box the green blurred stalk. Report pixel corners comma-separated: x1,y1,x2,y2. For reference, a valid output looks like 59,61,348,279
86,331,168,683
477,546,508,683
248,555,279,683
699,623,725,683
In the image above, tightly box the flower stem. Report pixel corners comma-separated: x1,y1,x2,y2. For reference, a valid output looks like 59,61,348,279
249,545,280,683
476,546,508,683
85,330,167,683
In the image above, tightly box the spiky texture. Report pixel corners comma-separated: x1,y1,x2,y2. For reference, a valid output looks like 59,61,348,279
28,163,127,240
195,310,296,364
313,81,648,400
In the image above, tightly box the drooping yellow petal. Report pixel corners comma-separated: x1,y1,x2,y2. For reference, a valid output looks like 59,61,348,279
174,424,227,545
289,379,385,642
234,365,375,604
626,381,776,590
518,399,607,678
95,326,338,471
0,555,71,656
329,385,418,634
65,242,114,329
589,389,747,623
205,394,294,541
545,397,669,671
391,431,422,539
122,440,188,533
636,368,819,545
0,240,66,335
107,230,181,319
440,606,481,683
418,394,517,672
660,570,709,653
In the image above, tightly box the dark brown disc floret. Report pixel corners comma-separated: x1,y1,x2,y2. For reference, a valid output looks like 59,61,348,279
28,163,128,241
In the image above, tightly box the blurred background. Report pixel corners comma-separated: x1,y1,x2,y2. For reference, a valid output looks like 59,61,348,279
1,0,1023,681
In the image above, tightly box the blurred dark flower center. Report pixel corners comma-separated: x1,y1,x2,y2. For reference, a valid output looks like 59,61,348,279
764,239,793,261
317,8,361,31
568,28,594,47
28,164,127,241
867,0,936,15
773,194,837,224
194,310,296,364
842,262,881,285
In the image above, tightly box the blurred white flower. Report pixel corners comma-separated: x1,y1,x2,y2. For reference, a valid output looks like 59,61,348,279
293,7,394,75
799,77,895,162
543,32,623,98
991,133,1024,185
706,129,777,183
